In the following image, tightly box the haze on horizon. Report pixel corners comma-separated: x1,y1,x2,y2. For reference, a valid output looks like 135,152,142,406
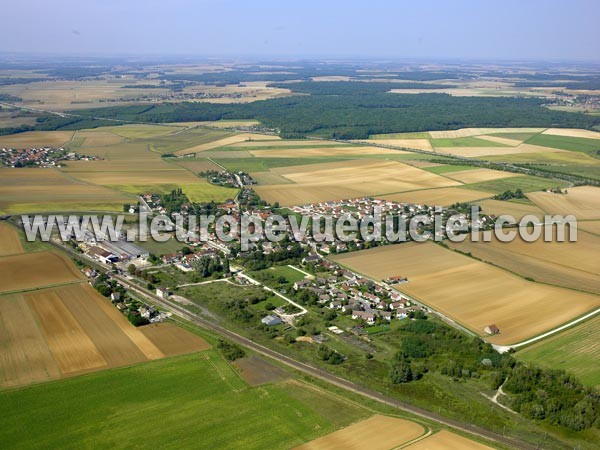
2,0,600,61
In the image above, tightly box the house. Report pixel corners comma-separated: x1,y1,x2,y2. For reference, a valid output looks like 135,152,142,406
294,280,312,290
351,310,375,324
87,246,119,264
397,308,409,319
261,315,282,326
484,324,500,335
329,300,342,309
378,310,392,321
156,287,169,299
110,292,121,302
302,254,320,264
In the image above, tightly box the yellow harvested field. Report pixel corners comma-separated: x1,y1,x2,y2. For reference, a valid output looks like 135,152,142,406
332,243,600,345
294,415,424,450
255,160,460,206
0,222,24,256
354,138,433,151
175,133,280,155
427,143,563,158
443,168,520,183
476,135,523,146
477,199,546,220
428,128,545,139
0,131,74,149
0,251,84,293
171,159,224,173
404,430,494,450
578,221,600,236
66,167,201,186
378,187,492,206
542,128,600,139
249,171,294,185
249,146,405,158
527,186,600,220
139,323,211,356
447,230,600,295
0,281,209,388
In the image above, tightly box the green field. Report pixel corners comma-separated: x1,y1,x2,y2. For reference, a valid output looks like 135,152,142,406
430,137,511,148
251,265,307,284
214,156,350,173
517,316,600,388
370,132,431,139
0,351,369,449
424,164,480,174
460,175,570,194
525,134,600,155
144,128,236,154
181,183,238,203
102,124,185,139
488,132,541,141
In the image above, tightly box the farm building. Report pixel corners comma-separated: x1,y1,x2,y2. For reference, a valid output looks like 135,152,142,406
261,315,282,326
484,324,500,335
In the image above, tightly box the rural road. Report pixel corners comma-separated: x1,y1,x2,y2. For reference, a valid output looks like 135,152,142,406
49,239,532,449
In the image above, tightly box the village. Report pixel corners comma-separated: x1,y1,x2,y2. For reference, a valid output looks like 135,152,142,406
0,146,101,168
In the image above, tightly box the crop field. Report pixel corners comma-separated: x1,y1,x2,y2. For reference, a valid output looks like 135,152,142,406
0,279,211,388
517,316,600,388
0,222,23,256
525,133,600,155
428,127,545,139
253,159,461,206
431,136,511,148
232,355,290,386
169,158,223,173
541,128,600,139
232,139,339,148
475,135,524,146
0,251,84,294
294,415,424,450
527,186,600,220
459,174,570,194
476,199,546,220
181,182,238,203
71,130,125,147
377,187,492,206
174,133,280,156
0,130,74,148
404,430,493,450
332,242,600,345
578,220,600,236
369,131,431,139
447,230,600,295
443,168,519,184
100,124,184,139
0,352,371,449
249,146,405,158
356,138,433,151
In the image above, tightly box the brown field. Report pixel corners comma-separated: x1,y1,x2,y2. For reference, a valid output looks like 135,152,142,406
175,133,280,155
332,243,600,345
542,128,600,139
0,251,84,293
477,199,546,220
377,187,492,206
232,355,290,386
443,168,520,183
249,146,405,158
0,168,134,214
447,230,600,295
358,138,434,151
0,282,209,388
255,160,461,206
170,159,224,173
0,222,23,256
428,128,545,139
578,220,600,236
0,131,74,148
139,323,211,356
65,166,201,187
527,186,600,220
404,430,494,450
294,415,424,450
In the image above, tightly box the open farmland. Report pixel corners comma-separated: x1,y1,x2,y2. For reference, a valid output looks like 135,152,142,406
404,430,494,450
100,124,184,139
174,133,280,156
71,129,125,147
254,159,461,206
377,187,492,206
578,220,600,236
0,280,211,388
0,130,74,148
447,230,600,295
476,199,546,220
360,138,434,151
332,242,600,345
249,145,405,158
0,251,84,294
0,222,23,256
541,128,600,139
0,352,370,449
428,127,545,139
443,168,519,184
294,415,424,450
0,168,134,214
527,186,600,220
517,315,600,388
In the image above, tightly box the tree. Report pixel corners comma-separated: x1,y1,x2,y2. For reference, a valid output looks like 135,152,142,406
127,264,136,275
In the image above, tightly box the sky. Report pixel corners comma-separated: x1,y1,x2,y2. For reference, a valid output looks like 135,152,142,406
2,0,600,61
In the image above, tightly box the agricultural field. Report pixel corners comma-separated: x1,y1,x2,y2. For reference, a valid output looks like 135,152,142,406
447,230,600,295
248,145,405,158
526,133,600,155
527,186,600,220
377,187,492,206
476,199,546,220
578,220,600,236
332,242,600,345
0,351,372,449
357,138,433,151
0,222,24,256
173,133,280,156
459,174,570,194
517,316,600,388
0,130,74,148
404,430,494,450
254,159,461,206
294,415,425,450
443,168,519,184
430,136,511,148
232,355,290,386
